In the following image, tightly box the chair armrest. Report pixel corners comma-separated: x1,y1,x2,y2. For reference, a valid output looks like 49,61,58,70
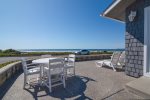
27,65,40,69
27,63,40,69
64,57,68,61
27,63,38,66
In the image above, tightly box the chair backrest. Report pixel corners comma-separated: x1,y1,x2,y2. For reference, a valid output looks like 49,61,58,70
118,51,125,66
111,52,121,65
68,54,75,66
41,54,52,58
48,58,65,74
21,58,27,74
68,54,75,61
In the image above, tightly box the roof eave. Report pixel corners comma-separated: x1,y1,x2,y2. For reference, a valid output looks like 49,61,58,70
101,0,136,23
100,14,125,23
102,0,122,17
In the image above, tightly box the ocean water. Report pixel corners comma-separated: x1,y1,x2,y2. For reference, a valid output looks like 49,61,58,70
18,49,124,52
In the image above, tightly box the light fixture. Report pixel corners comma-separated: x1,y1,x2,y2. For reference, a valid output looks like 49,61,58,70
128,11,136,22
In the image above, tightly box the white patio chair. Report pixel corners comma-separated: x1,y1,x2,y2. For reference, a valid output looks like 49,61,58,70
43,58,66,93
117,51,125,67
95,52,121,71
65,54,76,77
21,58,41,89
41,54,52,58
41,54,52,71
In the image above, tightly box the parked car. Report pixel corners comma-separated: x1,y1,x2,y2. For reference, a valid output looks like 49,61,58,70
75,50,90,55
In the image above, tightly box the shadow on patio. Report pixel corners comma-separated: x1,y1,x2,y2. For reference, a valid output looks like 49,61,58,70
1,61,143,100
23,76,95,100
0,71,22,99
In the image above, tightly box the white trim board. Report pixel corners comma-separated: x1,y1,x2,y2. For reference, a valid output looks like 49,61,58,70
144,6,150,77
103,0,122,16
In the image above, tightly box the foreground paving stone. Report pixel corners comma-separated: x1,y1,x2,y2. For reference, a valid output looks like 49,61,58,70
2,61,142,100
126,76,150,99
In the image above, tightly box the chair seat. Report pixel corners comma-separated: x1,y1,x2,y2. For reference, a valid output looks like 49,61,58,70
103,61,111,66
96,60,104,64
65,64,74,68
27,67,40,75
96,60,111,67
44,67,63,75
96,59,111,63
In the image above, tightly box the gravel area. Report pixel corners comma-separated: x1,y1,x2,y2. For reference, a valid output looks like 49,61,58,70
1,60,142,100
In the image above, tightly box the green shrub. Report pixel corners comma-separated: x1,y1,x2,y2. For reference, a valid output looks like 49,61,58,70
26,52,72,56
103,50,107,53
2,49,21,54
90,51,113,55
0,49,2,53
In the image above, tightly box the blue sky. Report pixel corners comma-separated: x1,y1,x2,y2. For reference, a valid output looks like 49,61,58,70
0,0,125,49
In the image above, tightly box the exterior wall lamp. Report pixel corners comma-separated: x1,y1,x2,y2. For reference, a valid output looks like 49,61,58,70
128,11,137,22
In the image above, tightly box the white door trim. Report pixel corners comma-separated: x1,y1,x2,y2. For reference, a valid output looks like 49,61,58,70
144,6,150,77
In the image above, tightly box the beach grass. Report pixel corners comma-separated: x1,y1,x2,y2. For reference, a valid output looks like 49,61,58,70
0,61,18,69
0,49,113,57
0,52,71,57
0,51,113,57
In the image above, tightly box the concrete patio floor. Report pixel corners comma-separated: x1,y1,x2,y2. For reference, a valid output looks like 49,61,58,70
1,60,142,100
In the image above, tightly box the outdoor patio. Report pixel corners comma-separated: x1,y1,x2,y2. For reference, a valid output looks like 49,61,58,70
1,60,142,100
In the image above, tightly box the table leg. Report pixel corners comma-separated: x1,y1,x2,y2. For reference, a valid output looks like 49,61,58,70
39,65,42,85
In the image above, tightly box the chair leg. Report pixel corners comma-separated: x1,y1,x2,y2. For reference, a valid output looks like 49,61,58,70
27,76,30,84
23,75,27,89
96,61,103,67
39,66,42,85
64,69,67,80
73,67,75,76
48,73,52,93
101,62,105,67
111,64,116,71
62,75,66,88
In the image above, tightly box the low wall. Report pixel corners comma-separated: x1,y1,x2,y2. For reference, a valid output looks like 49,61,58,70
0,54,111,87
75,54,111,61
0,60,32,86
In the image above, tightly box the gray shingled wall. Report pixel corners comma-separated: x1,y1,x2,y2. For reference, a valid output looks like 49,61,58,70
125,0,150,77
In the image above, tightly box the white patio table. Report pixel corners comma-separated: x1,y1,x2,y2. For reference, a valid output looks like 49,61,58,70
32,57,64,84
32,57,57,64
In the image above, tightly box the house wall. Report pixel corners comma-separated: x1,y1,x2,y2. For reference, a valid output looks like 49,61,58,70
125,0,150,77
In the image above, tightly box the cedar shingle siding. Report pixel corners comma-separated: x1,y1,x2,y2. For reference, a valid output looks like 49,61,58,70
125,0,150,77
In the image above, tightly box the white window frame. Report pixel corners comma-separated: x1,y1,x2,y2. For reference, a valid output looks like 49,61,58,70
144,6,150,77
